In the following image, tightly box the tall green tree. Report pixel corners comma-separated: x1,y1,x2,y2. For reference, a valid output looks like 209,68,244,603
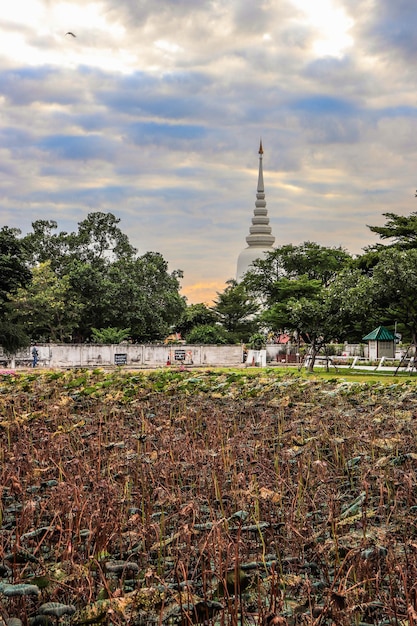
243,243,351,343
73,212,137,265
175,303,218,338
247,262,375,369
325,268,378,341
11,261,82,342
276,242,351,286
0,227,32,352
0,227,32,301
367,211,417,249
23,212,137,273
371,248,417,344
357,210,417,274
286,292,334,371
107,252,186,342
213,280,259,342
244,242,351,304
64,260,111,340
260,276,322,332
185,324,229,345
22,220,70,271
285,282,361,371
21,213,185,343
67,252,186,342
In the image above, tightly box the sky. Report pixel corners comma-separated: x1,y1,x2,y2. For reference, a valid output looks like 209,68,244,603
1,0,417,303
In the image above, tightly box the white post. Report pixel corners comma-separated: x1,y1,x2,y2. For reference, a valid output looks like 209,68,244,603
377,356,385,370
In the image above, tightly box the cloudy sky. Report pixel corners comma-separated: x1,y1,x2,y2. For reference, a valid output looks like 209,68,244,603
1,0,417,303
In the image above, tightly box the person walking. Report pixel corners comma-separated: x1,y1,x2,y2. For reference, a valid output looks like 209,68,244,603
31,345,39,368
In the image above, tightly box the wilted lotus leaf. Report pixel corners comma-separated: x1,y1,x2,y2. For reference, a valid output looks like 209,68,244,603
373,436,402,450
360,545,388,560
217,569,251,595
159,592,223,624
2,583,41,597
73,589,164,625
130,587,164,611
4,619,23,626
72,600,111,625
346,455,363,468
39,603,76,617
28,617,54,626
229,510,249,521
0,564,11,577
340,491,366,519
103,441,125,449
259,487,281,503
41,480,59,488
5,550,38,564
46,564,68,582
165,598,224,624
21,526,54,541
105,560,139,574
241,521,269,532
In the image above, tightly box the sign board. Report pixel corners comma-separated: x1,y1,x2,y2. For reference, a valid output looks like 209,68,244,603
114,353,128,366
174,349,186,361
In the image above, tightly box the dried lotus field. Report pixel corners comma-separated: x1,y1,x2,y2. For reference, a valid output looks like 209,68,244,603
1,368,417,626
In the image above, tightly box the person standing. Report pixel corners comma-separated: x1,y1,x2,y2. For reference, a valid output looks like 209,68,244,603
31,345,39,368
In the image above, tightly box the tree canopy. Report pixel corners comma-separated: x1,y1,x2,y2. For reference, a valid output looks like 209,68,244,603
212,280,259,342
11,261,82,343
3,208,417,357
371,248,417,345
367,211,417,249
0,227,32,352
0,227,32,302
175,303,218,338
5,213,186,344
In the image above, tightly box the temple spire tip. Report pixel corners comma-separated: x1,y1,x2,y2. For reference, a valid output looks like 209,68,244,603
259,139,263,155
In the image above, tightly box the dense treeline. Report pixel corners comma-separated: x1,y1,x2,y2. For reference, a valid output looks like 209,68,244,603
1,210,417,355
0,213,186,350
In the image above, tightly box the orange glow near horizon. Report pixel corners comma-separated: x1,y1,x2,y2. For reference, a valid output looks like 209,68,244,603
181,280,225,305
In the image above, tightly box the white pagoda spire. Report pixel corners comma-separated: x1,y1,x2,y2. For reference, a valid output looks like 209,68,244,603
236,141,275,280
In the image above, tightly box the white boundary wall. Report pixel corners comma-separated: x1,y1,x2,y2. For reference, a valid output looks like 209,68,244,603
0,344,244,368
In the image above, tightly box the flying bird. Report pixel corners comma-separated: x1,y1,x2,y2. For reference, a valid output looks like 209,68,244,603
65,32,76,37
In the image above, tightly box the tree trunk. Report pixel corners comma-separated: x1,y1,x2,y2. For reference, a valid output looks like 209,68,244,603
307,343,318,372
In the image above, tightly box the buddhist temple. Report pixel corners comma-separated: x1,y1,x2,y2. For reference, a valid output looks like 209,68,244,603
236,141,275,280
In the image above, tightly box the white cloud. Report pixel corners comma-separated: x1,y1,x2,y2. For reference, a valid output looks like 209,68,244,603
0,0,416,302
289,0,354,58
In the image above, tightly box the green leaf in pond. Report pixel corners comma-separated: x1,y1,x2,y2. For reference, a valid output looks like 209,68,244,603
29,576,50,590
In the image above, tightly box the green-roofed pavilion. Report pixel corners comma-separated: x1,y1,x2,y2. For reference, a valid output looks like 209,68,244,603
362,326,396,341
363,326,395,359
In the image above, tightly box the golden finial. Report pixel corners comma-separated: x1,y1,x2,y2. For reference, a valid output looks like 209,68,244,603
259,139,263,155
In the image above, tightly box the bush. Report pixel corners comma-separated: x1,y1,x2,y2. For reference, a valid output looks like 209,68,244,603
248,333,266,350
185,324,229,345
91,327,131,344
